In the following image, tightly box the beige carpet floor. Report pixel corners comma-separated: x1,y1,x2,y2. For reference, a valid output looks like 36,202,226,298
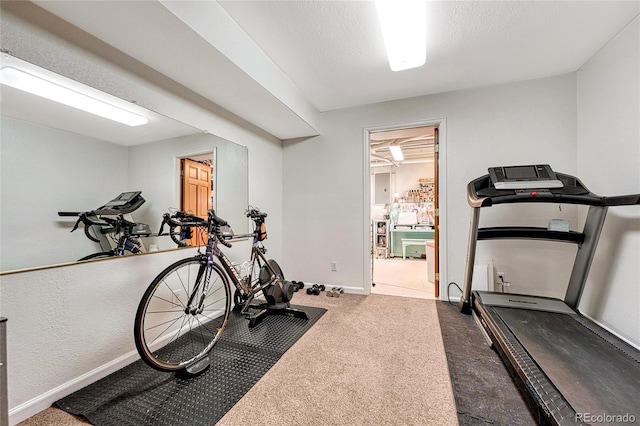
18,292,458,426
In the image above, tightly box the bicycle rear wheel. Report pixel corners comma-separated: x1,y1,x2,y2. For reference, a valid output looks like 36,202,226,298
134,255,231,372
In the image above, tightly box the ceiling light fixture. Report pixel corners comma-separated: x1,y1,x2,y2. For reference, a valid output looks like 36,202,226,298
375,0,427,72
0,58,148,127
389,144,404,161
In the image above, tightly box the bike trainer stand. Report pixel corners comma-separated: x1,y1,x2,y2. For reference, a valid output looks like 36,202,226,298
245,302,309,328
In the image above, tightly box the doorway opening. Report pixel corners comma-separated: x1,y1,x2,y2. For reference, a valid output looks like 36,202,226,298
368,125,439,299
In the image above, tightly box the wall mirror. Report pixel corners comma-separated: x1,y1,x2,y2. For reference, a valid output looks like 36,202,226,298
0,55,249,273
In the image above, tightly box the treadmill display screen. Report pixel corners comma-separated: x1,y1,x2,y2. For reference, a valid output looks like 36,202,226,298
488,164,563,189
504,166,538,179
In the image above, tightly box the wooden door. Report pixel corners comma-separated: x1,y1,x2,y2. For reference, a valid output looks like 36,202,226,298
182,158,212,246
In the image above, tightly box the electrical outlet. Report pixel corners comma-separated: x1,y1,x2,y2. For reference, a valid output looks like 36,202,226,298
330,261,337,272
496,272,511,292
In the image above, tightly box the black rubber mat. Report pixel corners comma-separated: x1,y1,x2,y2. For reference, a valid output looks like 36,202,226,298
55,305,326,426
436,301,535,425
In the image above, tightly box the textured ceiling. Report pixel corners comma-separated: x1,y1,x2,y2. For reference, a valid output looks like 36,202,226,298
5,1,640,141
219,1,640,112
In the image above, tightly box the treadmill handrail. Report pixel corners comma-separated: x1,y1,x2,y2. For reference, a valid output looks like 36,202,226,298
459,170,639,314
467,172,640,208
477,226,585,244
602,193,640,206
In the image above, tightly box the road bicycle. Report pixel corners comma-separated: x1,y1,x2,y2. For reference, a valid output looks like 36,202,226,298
134,206,308,374
58,191,151,261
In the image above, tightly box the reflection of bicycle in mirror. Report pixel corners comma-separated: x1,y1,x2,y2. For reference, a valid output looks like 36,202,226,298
58,191,152,261
157,209,210,248
134,206,308,374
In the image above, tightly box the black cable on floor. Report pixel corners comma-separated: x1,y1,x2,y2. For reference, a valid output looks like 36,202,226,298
447,282,462,305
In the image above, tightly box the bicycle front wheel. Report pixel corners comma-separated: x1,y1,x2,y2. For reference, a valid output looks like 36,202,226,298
134,255,232,372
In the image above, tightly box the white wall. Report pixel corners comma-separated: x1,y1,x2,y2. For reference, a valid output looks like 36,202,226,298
576,17,640,345
283,74,578,297
1,248,189,412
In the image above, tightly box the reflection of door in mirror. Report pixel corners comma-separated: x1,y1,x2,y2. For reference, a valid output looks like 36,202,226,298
181,157,213,246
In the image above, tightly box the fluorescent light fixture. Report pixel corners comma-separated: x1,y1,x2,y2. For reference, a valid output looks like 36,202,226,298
389,144,404,161
375,0,427,72
0,62,148,127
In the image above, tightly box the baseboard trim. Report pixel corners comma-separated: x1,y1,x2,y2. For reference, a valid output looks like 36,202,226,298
299,283,365,295
9,350,140,425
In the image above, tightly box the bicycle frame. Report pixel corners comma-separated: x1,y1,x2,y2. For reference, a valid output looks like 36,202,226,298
160,206,307,325
208,229,281,316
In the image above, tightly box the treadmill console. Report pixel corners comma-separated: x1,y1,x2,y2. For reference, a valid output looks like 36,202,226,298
103,191,141,207
96,191,145,214
489,164,563,189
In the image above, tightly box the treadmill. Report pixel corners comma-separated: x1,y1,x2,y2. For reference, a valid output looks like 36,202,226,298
458,165,640,425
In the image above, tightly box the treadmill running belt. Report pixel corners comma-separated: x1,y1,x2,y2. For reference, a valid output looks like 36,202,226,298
494,307,640,419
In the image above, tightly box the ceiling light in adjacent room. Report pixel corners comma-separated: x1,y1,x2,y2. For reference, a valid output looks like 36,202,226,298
0,58,148,127
389,144,404,161
375,0,427,72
